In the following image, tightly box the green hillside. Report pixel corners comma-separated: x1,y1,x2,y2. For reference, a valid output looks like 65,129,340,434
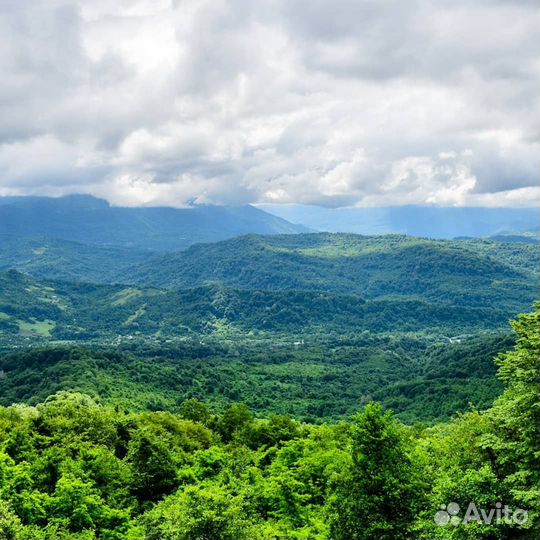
130,234,538,310
0,235,155,283
1,234,536,316
0,333,511,424
0,230,537,539
0,309,536,539
0,270,523,349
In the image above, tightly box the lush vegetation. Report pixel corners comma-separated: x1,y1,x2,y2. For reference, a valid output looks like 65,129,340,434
1,233,537,311
131,233,538,310
0,222,538,538
0,308,537,539
0,333,512,424
0,269,521,349
0,235,154,284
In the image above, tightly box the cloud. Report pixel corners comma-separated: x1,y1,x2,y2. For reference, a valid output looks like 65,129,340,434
0,0,537,207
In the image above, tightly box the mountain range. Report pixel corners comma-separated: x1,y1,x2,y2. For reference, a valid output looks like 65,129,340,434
259,203,540,239
0,194,538,426
0,232,537,349
1,195,538,251
0,195,309,251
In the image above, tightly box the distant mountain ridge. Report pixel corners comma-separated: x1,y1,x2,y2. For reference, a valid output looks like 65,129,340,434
258,204,539,239
1,232,537,312
0,235,154,283
0,195,310,251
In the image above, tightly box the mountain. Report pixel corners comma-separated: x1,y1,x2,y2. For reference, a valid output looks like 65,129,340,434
0,270,516,349
1,232,536,348
1,231,536,311
0,235,155,283
258,204,539,239
0,265,519,423
486,232,539,244
0,195,309,251
129,233,538,312
0,231,537,348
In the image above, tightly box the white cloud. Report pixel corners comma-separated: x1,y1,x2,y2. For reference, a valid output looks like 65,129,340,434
0,0,537,207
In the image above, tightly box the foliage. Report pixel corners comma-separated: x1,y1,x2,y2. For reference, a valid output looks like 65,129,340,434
0,308,535,539
130,233,538,312
328,403,424,540
0,334,512,423
1,232,537,348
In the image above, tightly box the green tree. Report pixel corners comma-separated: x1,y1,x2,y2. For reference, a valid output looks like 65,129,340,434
328,403,423,540
482,306,539,537
217,404,253,443
415,306,540,539
0,500,23,540
178,398,211,425
143,485,262,540
127,430,178,502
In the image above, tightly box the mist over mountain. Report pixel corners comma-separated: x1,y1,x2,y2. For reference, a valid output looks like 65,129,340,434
0,195,309,251
258,204,539,239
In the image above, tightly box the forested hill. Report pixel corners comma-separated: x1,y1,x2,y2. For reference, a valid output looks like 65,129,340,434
0,235,155,283
1,232,537,309
0,233,537,347
0,270,517,347
130,233,538,309
0,195,309,251
0,332,513,423
0,309,536,539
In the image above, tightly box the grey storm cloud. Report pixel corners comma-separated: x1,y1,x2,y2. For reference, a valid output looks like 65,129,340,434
0,0,538,207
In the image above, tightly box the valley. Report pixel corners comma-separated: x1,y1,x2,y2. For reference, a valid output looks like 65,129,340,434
0,197,538,539
0,222,537,427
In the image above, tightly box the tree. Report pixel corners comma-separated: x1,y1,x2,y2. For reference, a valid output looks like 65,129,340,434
216,404,253,443
414,306,540,539
127,430,178,502
328,403,423,540
482,306,540,538
142,485,262,540
178,398,211,425
0,500,23,540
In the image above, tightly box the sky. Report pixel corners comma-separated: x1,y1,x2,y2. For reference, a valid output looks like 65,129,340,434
0,0,538,208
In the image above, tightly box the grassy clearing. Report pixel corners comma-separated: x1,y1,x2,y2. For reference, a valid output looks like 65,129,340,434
111,288,143,306
17,319,56,337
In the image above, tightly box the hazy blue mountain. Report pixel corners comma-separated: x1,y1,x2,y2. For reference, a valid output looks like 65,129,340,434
486,233,539,244
258,204,539,239
0,195,310,251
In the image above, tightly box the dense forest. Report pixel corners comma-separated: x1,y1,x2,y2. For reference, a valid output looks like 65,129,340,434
1,232,538,300
0,269,523,347
0,333,513,424
129,233,539,300
1,0,538,531
0,308,537,539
